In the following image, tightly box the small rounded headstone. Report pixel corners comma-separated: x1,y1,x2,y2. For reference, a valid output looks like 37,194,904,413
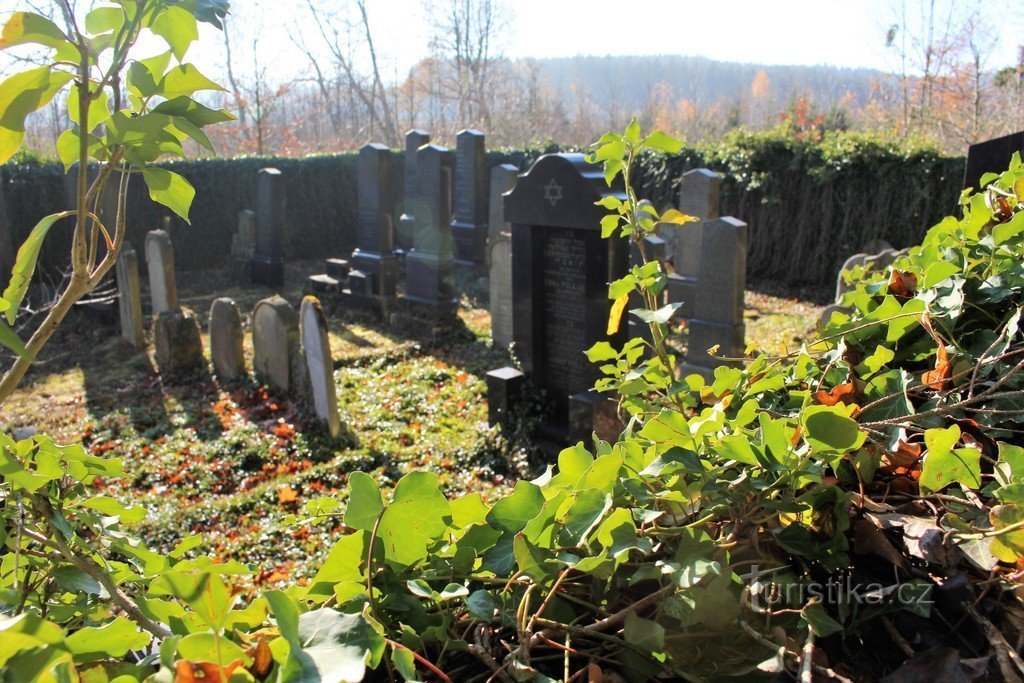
209,298,246,382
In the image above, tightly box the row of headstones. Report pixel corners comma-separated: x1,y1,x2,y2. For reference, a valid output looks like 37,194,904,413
115,230,341,436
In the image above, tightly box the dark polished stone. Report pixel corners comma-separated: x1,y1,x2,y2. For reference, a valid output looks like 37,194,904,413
250,168,285,287
397,130,430,251
349,143,397,306
401,144,457,316
964,131,1024,192
486,366,524,429
451,129,487,267
569,391,623,444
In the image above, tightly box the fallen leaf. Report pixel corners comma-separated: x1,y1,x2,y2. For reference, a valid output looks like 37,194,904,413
921,344,951,390
815,381,857,406
887,269,918,298
277,486,299,504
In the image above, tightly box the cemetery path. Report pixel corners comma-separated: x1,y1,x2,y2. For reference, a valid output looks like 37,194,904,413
1,260,822,580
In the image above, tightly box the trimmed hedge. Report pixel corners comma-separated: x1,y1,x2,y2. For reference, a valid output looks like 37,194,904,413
0,132,964,289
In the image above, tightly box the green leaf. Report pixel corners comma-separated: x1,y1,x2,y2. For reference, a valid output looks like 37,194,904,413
0,66,75,164
801,600,842,637
486,480,544,534
920,426,981,492
67,85,110,132
153,96,234,125
3,212,70,324
285,609,386,683
151,6,198,61
631,302,681,325
466,590,496,621
624,612,665,651
585,341,617,363
558,489,612,546
391,644,420,682
85,6,124,35
644,130,683,154
801,405,865,455
624,117,641,143
0,318,29,358
377,471,451,568
142,168,194,222
51,566,101,595
0,13,75,60
66,618,148,660
176,632,249,667
345,471,383,531
159,63,226,99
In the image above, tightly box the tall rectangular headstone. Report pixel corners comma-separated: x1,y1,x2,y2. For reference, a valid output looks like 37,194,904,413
489,154,628,449
144,230,177,314
347,143,397,308
487,163,518,250
401,144,457,316
666,168,721,321
680,216,748,381
451,129,487,268
489,237,513,348
116,247,145,348
963,131,1024,191
397,129,430,251
251,168,285,287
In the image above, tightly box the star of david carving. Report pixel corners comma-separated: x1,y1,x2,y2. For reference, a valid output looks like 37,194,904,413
543,178,563,207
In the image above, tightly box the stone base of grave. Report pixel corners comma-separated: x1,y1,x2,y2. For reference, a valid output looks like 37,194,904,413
325,258,350,281
153,308,205,378
250,256,284,287
226,255,251,280
685,319,745,367
452,221,486,270
401,250,457,319
350,250,397,298
568,391,623,444
396,215,415,253
305,274,340,296
486,367,524,430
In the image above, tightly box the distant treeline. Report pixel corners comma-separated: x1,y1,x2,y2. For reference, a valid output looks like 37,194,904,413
0,131,964,291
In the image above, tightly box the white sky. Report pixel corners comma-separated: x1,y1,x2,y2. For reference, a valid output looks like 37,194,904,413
190,0,1023,82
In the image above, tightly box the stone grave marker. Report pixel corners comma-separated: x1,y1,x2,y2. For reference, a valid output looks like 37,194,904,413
679,216,748,381
0,179,13,278
209,298,246,381
153,308,205,377
489,237,513,349
300,296,341,437
451,129,487,267
116,247,145,347
665,168,720,321
228,209,256,278
397,129,430,251
964,131,1023,192
487,153,628,448
250,168,285,287
487,163,518,252
401,144,457,317
144,229,178,314
252,295,303,395
345,143,397,310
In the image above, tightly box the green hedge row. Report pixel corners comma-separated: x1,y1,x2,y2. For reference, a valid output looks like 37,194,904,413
0,132,964,289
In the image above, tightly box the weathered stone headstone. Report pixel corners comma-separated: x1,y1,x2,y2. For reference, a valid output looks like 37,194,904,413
489,237,513,348
300,296,341,438
228,209,256,278
252,295,302,394
964,131,1023,192
250,168,285,287
680,216,748,381
209,298,246,381
153,308,205,377
116,247,145,347
451,129,487,267
144,230,178,314
488,154,628,448
665,168,721,320
345,143,396,310
397,129,430,251
401,144,457,316
487,163,518,251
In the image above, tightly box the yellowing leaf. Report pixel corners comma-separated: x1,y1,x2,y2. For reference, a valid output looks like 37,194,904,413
661,209,698,225
607,294,629,335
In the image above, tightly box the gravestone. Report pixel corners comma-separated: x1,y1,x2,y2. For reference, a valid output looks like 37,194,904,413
116,247,145,348
209,298,246,381
964,131,1024,192
680,216,748,381
300,296,341,438
487,153,629,447
252,296,303,395
144,230,178,314
489,237,513,348
250,168,285,287
451,129,487,268
228,209,256,279
401,144,457,317
153,308,205,378
628,234,667,342
487,163,518,252
397,129,430,251
665,168,721,321
0,179,13,278
345,143,397,310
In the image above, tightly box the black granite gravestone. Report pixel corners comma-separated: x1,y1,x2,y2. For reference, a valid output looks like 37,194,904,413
964,131,1024,191
401,144,457,316
487,153,628,449
250,168,285,287
397,129,430,251
451,129,487,268
345,143,396,309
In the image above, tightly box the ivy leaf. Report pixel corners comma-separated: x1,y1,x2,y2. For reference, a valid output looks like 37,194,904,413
377,471,451,568
624,612,665,651
801,405,865,456
345,472,383,531
800,600,843,637
3,212,69,324
920,426,981,493
142,168,195,222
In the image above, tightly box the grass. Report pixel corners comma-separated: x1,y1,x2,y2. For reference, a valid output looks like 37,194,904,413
1,260,823,581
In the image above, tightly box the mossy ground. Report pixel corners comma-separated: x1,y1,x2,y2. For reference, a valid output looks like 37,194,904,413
1,260,823,582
